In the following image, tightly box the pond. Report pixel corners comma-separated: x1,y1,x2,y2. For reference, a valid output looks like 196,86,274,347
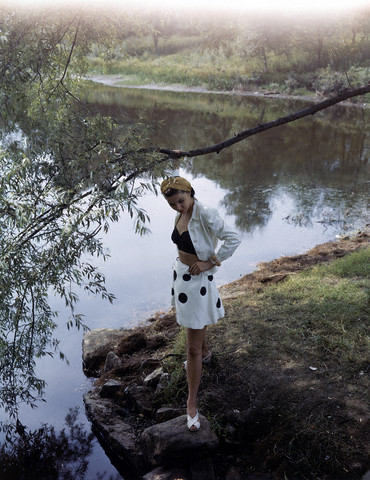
1,83,369,479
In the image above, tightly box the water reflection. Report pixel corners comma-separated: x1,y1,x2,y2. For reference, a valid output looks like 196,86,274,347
0,408,119,480
87,84,370,232
191,125,369,232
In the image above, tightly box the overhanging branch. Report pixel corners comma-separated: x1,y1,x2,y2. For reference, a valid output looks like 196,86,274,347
6,84,370,250
158,84,370,159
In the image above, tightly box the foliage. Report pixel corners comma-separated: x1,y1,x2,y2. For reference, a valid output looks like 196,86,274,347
87,8,370,97
156,327,187,406
0,7,169,423
321,246,370,278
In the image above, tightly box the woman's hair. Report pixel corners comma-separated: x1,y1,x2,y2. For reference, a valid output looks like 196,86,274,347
163,187,195,198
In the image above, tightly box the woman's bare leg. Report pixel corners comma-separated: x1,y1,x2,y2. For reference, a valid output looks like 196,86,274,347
186,327,206,424
201,327,211,358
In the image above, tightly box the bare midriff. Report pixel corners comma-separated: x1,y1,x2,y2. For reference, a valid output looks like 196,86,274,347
178,250,199,267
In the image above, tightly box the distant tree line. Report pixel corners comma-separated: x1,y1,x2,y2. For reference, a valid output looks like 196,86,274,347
92,6,370,95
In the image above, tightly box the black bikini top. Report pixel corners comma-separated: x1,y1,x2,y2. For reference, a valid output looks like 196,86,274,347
171,227,197,255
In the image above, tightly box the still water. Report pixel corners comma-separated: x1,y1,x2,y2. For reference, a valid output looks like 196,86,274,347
2,84,370,479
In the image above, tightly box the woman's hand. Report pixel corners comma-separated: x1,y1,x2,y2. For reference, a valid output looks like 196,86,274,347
188,260,214,275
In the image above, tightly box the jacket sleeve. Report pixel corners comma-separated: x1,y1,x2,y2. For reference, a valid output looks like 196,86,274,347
202,207,241,263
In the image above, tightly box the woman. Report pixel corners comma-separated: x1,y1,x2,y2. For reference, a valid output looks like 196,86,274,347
161,176,241,432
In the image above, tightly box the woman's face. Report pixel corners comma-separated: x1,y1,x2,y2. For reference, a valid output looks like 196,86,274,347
166,192,194,215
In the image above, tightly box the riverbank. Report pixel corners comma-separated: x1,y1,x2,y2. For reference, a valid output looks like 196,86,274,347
83,230,369,480
88,74,370,108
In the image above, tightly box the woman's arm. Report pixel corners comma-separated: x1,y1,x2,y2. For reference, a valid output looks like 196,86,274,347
203,207,241,264
188,259,214,275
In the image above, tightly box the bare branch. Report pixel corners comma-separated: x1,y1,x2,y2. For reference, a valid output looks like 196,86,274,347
6,85,370,252
157,84,370,159
48,21,80,99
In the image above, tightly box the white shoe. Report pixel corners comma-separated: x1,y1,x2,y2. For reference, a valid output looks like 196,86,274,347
187,410,200,432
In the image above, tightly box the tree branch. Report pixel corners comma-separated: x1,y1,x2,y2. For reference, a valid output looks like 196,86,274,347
157,84,370,159
106,84,370,190
48,21,80,99
5,85,370,253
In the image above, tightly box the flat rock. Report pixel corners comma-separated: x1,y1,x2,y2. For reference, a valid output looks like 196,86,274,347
141,414,218,467
100,379,122,398
144,367,164,387
156,407,184,423
84,390,144,473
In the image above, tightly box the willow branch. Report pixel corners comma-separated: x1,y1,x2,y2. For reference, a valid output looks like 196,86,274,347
157,84,370,159
7,85,370,250
48,21,80,99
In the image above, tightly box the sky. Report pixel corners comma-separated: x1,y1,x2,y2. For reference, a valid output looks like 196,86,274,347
129,0,369,13
4,0,370,14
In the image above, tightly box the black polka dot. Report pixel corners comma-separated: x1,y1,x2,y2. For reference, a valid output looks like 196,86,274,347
173,270,177,281
178,293,188,304
200,286,207,296
182,274,191,281
171,288,174,296
208,275,214,281
216,298,221,308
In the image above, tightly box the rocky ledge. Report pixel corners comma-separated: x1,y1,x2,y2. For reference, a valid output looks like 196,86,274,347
82,314,220,480
82,231,369,480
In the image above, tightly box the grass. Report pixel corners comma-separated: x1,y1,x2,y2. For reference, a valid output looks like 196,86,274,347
160,245,369,479
215,246,369,478
89,54,249,91
218,247,369,371
87,33,370,103
155,327,187,406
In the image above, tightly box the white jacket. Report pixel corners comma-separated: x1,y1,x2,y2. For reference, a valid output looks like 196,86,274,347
174,198,241,264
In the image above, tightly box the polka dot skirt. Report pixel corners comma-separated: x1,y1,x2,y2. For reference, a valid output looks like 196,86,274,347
171,259,225,329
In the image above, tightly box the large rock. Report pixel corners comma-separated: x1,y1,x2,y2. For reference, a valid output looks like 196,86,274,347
100,379,122,398
124,384,157,416
82,328,128,375
141,414,218,468
104,351,121,372
84,390,145,473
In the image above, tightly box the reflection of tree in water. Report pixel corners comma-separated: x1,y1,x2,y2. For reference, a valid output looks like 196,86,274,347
222,186,273,231
89,87,369,232
0,408,117,480
186,116,369,232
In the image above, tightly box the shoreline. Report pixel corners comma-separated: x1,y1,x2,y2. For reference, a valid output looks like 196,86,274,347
88,74,369,108
82,229,369,480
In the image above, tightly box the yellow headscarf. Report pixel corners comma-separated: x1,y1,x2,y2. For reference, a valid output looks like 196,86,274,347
161,176,192,195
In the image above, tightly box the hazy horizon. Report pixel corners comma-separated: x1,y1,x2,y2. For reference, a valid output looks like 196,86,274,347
2,0,369,18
